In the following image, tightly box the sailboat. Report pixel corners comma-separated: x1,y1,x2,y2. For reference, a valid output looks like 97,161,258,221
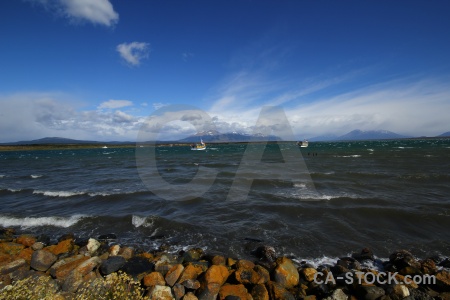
191,139,206,151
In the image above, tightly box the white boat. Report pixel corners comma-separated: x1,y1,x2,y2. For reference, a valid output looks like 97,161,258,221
191,139,206,151
297,140,309,148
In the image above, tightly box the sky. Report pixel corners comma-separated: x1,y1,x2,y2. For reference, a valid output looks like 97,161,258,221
1,0,450,142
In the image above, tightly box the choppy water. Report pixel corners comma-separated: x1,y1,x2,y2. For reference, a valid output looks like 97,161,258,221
1,139,449,261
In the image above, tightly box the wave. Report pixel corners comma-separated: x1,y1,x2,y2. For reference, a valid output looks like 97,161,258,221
0,214,85,228
33,190,86,197
131,215,156,228
334,155,361,158
31,174,43,179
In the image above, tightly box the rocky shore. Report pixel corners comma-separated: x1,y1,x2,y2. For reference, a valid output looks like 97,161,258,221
1,228,450,300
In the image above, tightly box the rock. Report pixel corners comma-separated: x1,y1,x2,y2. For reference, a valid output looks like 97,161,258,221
324,288,348,300
148,285,175,300
36,234,51,245
356,285,386,300
251,284,269,300
62,269,83,293
100,255,126,275
30,250,57,271
183,248,204,262
273,257,299,288
0,242,25,256
183,292,198,300
181,279,201,289
394,273,418,289
120,246,134,260
219,284,252,300
198,265,229,300
165,264,184,286
211,255,226,266
253,245,277,263
109,244,120,256
17,247,34,263
439,258,450,268
45,239,74,256
31,242,44,250
227,258,237,267
390,284,410,298
121,256,154,278
352,248,374,261
58,233,75,242
86,238,101,255
0,259,27,275
178,264,204,283
173,283,185,300
266,281,295,300
98,233,117,240
235,260,261,284
301,267,318,282
435,270,450,292
16,234,36,247
408,288,434,300
50,255,90,279
421,258,437,274
389,250,420,270
255,265,270,284
144,271,166,287
75,256,102,276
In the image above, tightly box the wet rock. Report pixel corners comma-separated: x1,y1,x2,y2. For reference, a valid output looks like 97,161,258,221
253,245,277,263
235,260,261,285
181,279,201,289
86,238,101,255
173,283,185,300
30,249,57,271
352,248,374,262
144,271,166,287
439,258,450,268
45,239,74,256
183,248,203,262
255,265,270,284
50,254,89,279
98,233,117,240
408,288,435,300
387,284,410,299
251,283,269,300
58,233,75,242
356,285,386,300
148,285,175,300
393,273,418,289
389,250,421,270
337,257,361,270
0,242,25,256
100,255,126,275
166,264,184,286
121,256,154,278
273,257,299,288
219,284,252,300
183,292,198,300
178,264,204,283
266,281,295,300
211,255,226,266
0,259,27,275
16,234,36,247
36,234,51,245
75,256,102,276
62,269,83,293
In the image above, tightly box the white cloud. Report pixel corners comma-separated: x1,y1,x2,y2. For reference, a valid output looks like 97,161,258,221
98,99,133,109
116,42,150,66
30,0,119,27
152,102,169,110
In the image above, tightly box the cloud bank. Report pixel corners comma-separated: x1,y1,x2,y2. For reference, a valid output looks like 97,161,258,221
116,42,150,66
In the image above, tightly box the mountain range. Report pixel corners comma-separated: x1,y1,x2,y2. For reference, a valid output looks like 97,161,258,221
1,129,449,145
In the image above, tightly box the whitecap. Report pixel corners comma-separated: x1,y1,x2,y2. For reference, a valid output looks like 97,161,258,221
0,214,85,228
132,215,155,228
31,174,43,179
33,190,85,197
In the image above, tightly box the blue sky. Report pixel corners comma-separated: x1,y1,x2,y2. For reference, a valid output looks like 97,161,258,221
1,0,450,142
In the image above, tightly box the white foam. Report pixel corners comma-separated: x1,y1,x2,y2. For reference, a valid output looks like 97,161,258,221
31,174,43,179
132,215,154,228
0,215,85,228
367,149,374,152
33,190,85,197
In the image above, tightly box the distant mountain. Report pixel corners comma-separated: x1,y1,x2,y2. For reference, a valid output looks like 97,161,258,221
308,134,339,142
438,131,450,137
179,131,282,143
1,137,132,145
337,129,410,141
